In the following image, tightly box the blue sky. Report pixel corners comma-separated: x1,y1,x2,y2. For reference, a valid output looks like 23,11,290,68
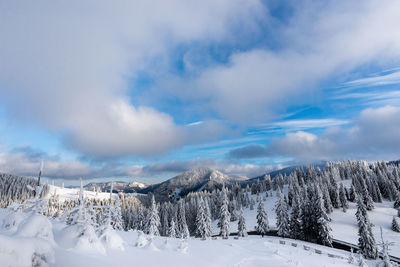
1,0,400,185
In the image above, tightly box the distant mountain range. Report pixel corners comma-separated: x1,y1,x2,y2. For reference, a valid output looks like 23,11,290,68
83,162,329,200
138,167,233,200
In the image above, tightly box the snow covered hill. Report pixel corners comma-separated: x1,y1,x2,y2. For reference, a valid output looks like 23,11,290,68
217,183,400,258
84,181,148,194
140,167,232,200
45,185,120,202
0,208,359,267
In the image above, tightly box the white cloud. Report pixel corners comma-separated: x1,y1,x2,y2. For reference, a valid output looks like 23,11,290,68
345,70,400,87
0,146,275,180
120,158,276,179
0,0,263,158
0,148,93,178
229,106,400,162
167,0,400,124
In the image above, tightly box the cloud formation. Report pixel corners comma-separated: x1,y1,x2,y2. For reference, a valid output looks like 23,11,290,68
0,146,93,179
0,146,274,180
0,0,263,158
167,0,400,123
228,106,400,162
120,158,277,179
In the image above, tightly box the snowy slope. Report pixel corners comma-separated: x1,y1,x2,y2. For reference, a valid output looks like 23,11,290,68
0,208,358,267
45,185,120,202
216,184,400,258
141,167,231,200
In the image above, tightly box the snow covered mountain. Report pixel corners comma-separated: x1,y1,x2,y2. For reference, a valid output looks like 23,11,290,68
84,181,148,193
140,167,231,200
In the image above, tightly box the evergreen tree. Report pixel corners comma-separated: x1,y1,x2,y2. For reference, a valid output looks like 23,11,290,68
275,188,290,237
249,198,255,210
287,182,294,206
329,175,340,209
111,200,123,230
361,178,374,211
160,203,169,236
135,204,145,231
356,195,377,259
314,187,332,246
167,218,177,238
177,200,189,239
195,196,211,240
300,187,314,241
392,216,400,232
237,207,247,238
349,184,357,202
219,187,230,239
339,183,349,212
394,192,400,209
256,199,269,237
145,195,160,237
204,197,212,237
322,185,333,214
289,193,302,240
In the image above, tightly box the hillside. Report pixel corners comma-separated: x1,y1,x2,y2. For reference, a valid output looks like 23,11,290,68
213,183,400,258
139,167,231,200
0,208,358,267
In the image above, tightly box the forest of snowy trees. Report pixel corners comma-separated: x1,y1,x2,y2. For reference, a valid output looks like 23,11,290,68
1,160,400,262
0,173,49,208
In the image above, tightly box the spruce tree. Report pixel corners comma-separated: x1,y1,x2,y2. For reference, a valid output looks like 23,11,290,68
219,187,230,239
256,199,269,237
145,195,160,237
329,175,340,209
177,200,189,239
314,187,332,246
289,193,302,240
356,195,377,259
339,183,349,212
361,178,374,211
349,184,356,202
392,216,400,232
275,188,290,237
249,199,255,210
237,207,247,238
136,204,145,231
300,187,314,241
204,197,212,237
167,218,177,238
394,192,400,209
322,185,333,214
195,196,211,240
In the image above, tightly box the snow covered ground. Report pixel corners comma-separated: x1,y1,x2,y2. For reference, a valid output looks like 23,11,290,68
0,207,360,267
214,185,400,258
45,185,119,202
0,179,398,266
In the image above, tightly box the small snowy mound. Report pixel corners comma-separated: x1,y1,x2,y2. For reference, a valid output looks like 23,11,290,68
162,238,173,250
135,231,148,248
2,209,26,233
74,224,106,254
99,226,125,251
144,237,160,251
16,213,55,244
0,234,55,267
58,224,106,254
0,212,56,267
177,239,188,254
